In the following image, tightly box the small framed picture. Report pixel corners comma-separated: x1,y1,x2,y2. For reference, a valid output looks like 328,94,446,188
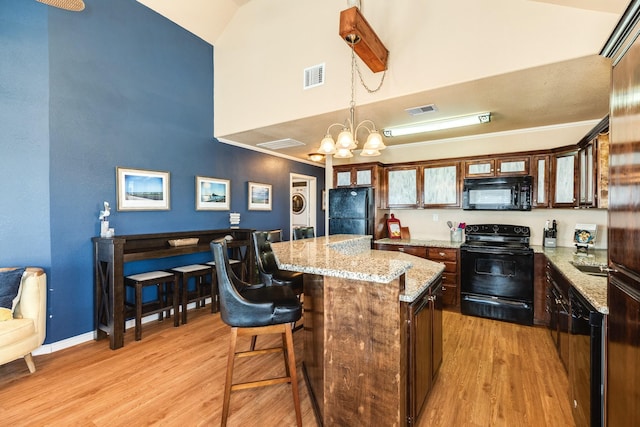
248,181,272,211
116,167,170,211
196,176,230,211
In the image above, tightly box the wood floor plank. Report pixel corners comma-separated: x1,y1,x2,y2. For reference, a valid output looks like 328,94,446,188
0,308,574,426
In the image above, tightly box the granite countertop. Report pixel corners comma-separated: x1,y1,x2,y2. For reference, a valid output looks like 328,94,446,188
377,239,608,313
374,237,462,249
270,234,445,303
533,245,608,314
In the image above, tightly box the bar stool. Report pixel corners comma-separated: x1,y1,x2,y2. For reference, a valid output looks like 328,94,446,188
210,238,302,427
205,259,243,300
124,271,179,341
169,264,216,324
292,226,315,240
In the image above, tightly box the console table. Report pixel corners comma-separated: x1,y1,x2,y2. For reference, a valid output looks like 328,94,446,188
92,228,254,349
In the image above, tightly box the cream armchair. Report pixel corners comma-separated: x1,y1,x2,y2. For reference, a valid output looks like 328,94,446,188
0,267,47,373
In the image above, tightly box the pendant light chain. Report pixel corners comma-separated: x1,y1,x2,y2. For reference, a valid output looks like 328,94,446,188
350,42,387,94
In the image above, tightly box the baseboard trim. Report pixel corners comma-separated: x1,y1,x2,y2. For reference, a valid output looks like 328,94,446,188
34,300,213,356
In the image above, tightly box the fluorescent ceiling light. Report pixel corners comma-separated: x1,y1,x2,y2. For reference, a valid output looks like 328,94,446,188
383,112,491,137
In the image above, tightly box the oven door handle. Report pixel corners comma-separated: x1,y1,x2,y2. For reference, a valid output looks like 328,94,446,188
461,247,530,256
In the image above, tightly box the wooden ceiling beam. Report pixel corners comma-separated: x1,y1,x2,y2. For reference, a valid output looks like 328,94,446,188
339,7,389,73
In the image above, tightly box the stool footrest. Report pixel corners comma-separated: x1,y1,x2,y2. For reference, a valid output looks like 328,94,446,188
231,376,292,391
236,347,283,358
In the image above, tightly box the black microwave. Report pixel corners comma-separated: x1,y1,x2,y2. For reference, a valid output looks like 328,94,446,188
462,175,532,211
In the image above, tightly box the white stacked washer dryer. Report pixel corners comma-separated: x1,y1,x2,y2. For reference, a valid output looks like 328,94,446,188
291,181,310,228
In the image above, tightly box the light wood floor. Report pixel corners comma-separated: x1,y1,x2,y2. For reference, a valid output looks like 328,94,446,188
0,309,574,426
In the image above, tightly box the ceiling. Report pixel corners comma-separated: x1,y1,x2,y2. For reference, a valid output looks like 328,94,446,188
218,53,613,161
139,0,627,163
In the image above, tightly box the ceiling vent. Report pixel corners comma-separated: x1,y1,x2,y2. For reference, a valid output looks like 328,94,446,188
304,63,325,89
405,104,438,116
257,138,305,150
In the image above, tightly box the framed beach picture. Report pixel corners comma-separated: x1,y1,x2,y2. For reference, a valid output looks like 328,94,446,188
196,176,230,211
248,181,272,211
116,167,170,211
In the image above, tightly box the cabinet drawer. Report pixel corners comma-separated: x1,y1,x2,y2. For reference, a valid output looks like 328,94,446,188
441,273,457,285
441,261,457,274
383,245,427,258
427,248,458,262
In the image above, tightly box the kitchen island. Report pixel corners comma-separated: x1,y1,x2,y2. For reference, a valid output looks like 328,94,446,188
270,235,445,426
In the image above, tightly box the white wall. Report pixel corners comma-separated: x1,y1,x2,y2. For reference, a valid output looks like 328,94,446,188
395,207,607,249
214,0,620,136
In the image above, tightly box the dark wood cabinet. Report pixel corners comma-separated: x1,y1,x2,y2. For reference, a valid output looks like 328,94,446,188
464,156,529,178
426,247,459,309
533,253,548,326
496,156,530,176
550,149,579,208
386,165,420,208
545,260,570,371
422,161,461,208
402,276,443,425
333,162,382,188
577,117,609,209
606,21,640,426
531,154,550,208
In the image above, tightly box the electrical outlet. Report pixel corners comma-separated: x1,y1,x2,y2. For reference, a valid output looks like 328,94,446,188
432,214,439,221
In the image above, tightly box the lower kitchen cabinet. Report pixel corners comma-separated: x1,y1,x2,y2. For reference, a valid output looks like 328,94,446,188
546,260,570,371
402,275,443,424
533,253,548,325
426,247,459,309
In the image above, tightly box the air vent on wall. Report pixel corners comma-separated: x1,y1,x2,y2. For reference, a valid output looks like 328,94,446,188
303,63,325,89
405,104,438,116
257,138,305,150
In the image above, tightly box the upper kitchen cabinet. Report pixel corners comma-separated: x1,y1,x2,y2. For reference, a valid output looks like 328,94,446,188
423,161,460,208
496,157,530,176
464,155,530,178
333,162,383,188
464,159,494,177
531,154,550,208
551,149,579,208
577,116,609,209
386,165,420,208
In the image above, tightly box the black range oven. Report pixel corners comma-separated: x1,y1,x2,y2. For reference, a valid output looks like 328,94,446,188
460,224,534,325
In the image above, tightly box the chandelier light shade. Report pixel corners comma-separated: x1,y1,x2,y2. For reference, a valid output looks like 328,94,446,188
36,0,85,11
383,112,492,137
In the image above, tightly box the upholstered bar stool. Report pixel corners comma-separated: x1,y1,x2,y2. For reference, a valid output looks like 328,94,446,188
169,264,215,324
210,238,302,427
124,271,179,341
292,226,315,240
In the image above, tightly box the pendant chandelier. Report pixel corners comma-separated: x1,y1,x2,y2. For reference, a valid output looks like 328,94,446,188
317,37,386,158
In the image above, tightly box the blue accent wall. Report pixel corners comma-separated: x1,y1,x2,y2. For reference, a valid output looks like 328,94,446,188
1,0,325,344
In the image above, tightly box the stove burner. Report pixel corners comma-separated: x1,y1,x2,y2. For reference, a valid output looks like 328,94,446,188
461,224,532,254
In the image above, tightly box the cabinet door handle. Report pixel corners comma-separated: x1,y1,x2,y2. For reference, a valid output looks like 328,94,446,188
439,252,445,257
442,286,447,291
398,247,405,252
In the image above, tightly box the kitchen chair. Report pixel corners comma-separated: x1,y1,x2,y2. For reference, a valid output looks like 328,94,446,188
210,238,302,427
293,226,315,240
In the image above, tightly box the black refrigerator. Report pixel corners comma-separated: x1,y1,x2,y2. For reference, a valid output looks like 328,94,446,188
328,187,374,236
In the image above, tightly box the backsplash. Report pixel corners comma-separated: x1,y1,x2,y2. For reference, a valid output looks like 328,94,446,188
391,208,608,249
